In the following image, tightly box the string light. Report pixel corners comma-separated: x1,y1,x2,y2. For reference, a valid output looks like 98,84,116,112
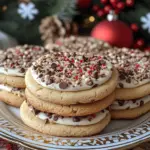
2,6,7,12
89,16,95,22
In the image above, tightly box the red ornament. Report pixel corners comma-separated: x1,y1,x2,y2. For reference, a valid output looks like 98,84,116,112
126,0,134,7
130,23,139,32
114,9,120,14
100,0,108,4
91,12,133,48
116,2,125,10
92,5,99,11
97,9,105,17
110,0,118,4
77,0,91,9
104,5,112,14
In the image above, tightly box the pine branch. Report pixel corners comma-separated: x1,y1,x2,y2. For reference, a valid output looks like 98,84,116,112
57,0,77,22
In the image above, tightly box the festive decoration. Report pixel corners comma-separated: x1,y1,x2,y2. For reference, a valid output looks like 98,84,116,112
77,0,91,9
91,0,135,18
130,23,139,32
17,2,39,20
141,13,150,33
39,16,78,44
0,0,77,44
91,11,133,48
126,0,134,7
134,38,145,49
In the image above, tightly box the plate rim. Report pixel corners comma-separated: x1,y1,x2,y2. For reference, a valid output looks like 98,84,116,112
0,131,149,150
0,117,149,149
0,102,149,149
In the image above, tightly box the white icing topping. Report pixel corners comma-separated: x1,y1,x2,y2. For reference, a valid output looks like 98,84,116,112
0,67,24,77
36,110,109,126
111,95,150,110
31,62,112,91
99,48,150,88
0,84,25,97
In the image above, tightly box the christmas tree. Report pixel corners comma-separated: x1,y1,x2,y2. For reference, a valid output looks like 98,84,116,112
0,0,150,49
0,0,76,44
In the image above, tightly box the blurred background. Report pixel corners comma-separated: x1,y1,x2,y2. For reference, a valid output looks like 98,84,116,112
0,0,149,51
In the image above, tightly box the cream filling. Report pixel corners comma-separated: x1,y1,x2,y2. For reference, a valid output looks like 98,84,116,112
117,79,150,88
0,84,25,97
111,95,150,110
31,61,113,91
0,67,24,77
36,110,109,126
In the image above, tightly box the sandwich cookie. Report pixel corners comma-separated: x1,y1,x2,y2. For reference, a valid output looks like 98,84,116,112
100,48,150,119
0,45,49,107
22,51,118,136
21,101,111,137
25,88,115,116
25,51,118,105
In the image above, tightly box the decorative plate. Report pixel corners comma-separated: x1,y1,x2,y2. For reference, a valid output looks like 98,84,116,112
0,102,149,150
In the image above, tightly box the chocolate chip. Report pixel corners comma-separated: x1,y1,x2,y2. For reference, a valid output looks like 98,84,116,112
46,78,54,85
119,83,124,88
143,74,148,79
140,100,144,106
132,100,137,103
86,79,93,86
118,100,125,106
83,55,88,62
45,119,49,124
33,65,37,70
128,70,134,76
51,63,57,69
119,74,126,80
126,78,131,83
38,74,43,78
53,115,59,121
101,110,105,113
100,73,106,78
47,113,52,119
59,82,68,89
73,52,76,57
98,60,106,65
72,117,80,122
94,72,98,79
88,117,92,121
34,109,40,115
19,68,25,73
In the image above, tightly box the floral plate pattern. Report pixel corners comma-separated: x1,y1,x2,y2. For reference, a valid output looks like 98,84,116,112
0,102,149,150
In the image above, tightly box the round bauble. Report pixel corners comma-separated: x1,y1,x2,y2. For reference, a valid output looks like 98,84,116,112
91,20,134,48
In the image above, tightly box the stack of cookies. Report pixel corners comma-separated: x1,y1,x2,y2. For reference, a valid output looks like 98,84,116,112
0,45,49,107
48,36,150,120
100,48,150,119
21,50,118,137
